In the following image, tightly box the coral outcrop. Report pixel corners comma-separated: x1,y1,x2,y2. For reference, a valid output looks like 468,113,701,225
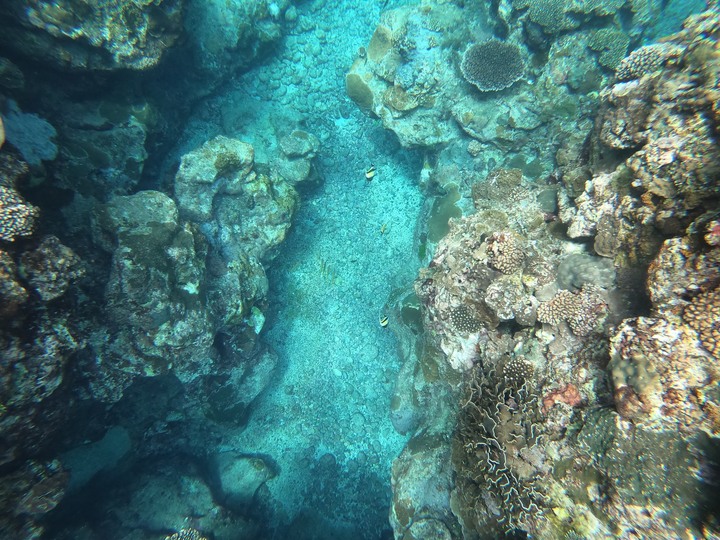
0,0,184,71
0,153,38,242
388,9,720,540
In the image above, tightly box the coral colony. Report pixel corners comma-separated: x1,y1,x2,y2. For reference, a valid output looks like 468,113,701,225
0,1,718,539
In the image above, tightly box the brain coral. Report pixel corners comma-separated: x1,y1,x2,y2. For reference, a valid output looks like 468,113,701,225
461,40,525,92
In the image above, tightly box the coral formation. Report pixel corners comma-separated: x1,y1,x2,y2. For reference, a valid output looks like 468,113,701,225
0,0,184,70
615,43,681,81
485,231,526,274
537,285,608,337
165,528,208,540
452,358,547,533
460,40,525,92
0,183,38,242
19,236,85,301
683,286,720,357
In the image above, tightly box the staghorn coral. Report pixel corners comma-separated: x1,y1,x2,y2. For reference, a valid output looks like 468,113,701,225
683,286,720,358
461,40,525,92
0,183,38,242
485,231,526,274
537,285,608,337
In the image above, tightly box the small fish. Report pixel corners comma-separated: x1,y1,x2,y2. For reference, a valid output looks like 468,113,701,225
380,223,388,235
379,315,389,327
365,164,376,181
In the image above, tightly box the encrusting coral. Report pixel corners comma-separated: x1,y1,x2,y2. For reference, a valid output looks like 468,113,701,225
452,356,548,534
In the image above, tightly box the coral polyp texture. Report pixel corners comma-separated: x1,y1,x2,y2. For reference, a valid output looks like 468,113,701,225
485,231,526,274
0,184,38,242
460,40,525,92
615,43,681,81
683,286,720,358
537,285,608,337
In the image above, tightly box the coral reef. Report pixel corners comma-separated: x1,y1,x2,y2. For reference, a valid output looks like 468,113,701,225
460,40,525,92
389,9,720,539
452,358,548,534
0,0,184,71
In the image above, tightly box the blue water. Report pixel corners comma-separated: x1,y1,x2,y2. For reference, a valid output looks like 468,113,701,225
172,1,422,536
2,0,714,538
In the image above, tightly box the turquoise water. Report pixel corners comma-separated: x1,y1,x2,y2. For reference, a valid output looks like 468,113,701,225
0,0,717,539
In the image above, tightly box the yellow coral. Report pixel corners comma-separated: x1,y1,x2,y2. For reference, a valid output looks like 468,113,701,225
683,286,720,358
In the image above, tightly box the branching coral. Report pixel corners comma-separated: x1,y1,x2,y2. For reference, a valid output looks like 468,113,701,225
461,40,525,92
486,231,526,274
615,43,681,81
537,285,608,336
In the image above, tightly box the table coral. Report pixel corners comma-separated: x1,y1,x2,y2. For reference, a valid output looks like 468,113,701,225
460,40,525,92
